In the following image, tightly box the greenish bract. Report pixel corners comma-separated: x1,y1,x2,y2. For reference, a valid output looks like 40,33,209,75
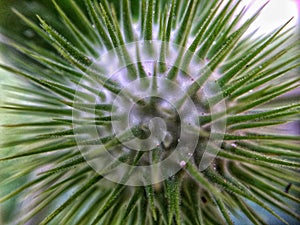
0,0,299,225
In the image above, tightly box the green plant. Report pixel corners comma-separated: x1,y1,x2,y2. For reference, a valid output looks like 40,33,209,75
0,0,299,224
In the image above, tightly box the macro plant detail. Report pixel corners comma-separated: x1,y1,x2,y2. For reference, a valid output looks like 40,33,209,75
0,0,299,225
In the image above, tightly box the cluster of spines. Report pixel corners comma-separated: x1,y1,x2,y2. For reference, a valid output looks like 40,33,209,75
0,0,299,224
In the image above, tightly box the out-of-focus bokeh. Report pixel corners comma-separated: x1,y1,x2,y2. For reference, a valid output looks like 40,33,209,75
238,0,298,35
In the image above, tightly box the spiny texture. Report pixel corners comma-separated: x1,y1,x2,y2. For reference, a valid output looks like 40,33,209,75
0,0,300,225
